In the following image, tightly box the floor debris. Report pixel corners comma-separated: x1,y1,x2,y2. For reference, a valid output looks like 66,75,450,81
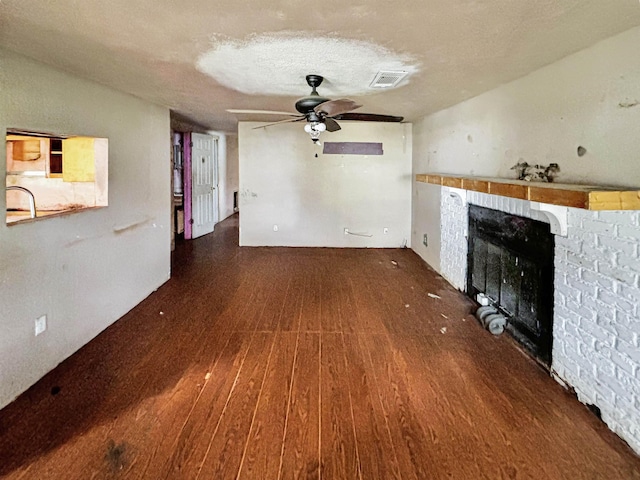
205,372,211,380
391,260,398,266
405,304,410,308
159,311,164,316
441,313,448,319
428,293,441,299
440,327,447,334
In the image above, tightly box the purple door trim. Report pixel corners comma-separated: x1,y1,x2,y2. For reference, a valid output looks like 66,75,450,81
184,132,192,240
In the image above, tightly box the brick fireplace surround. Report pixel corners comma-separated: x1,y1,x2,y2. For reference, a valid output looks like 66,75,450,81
439,187,640,455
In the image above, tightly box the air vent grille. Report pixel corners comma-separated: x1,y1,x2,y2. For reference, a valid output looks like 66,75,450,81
369,71,408,88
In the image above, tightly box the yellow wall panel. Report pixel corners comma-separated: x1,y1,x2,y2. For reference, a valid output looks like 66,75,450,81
63,137,95,182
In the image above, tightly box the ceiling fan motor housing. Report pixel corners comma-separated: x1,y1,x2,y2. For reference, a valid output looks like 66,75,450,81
295,74,330,114
295,95,330,115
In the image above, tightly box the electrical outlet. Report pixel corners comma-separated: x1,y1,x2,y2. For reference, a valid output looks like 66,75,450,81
423,233,428,247
344,228,349,235
383,227,389,234
35,315,47,336
273,224,278,232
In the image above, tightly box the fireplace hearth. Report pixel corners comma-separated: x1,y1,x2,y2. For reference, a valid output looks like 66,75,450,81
467,204,555,366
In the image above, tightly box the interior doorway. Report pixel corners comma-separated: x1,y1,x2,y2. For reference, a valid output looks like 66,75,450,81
172,131,219,241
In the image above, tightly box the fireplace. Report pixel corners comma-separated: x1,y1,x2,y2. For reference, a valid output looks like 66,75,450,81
467,204,555,366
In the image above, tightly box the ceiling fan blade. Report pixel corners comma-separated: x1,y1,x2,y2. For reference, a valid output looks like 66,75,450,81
252,117,306,129
314,99,362,117
324,117,341,132
227,109,301,117
333,113,404,122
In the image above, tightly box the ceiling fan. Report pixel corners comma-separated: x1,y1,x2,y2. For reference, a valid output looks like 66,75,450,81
227,75,403,143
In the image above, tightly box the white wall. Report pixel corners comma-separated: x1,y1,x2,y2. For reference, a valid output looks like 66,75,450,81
239,121,412,247
419,33,640,184
412,25,640,269
412,127,441,272
0,49,171,409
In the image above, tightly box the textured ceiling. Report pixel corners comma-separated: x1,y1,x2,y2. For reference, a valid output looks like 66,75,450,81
1,1,640,132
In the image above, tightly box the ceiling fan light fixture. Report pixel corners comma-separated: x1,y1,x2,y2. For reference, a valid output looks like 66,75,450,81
369,70,409,89
304,121,326,141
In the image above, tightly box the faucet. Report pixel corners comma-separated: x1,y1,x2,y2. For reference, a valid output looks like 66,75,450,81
6,186,37,218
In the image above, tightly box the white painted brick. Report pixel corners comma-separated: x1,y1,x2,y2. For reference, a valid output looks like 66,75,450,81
553,352,581,378
578,318,615,346
615,368,638,392
570,209,597,225
598,235,638,257
557,260,580,281
594,357,616,378
618,339,640,363
614,393,635,413
580,269,614,290
581,296,615,322
597,211,637,224
594,313,616,336
555,247,568,263
571,230,598,247
566,251,596,270
601,380,628,407
582,219,615,235
555,290,566,307
616,310,640,329
560,333,582,358
565,298,597,321
556,282,582,303
611,349,638,376
556,304,581,323
597,262,638,285
583,243,617,266
566,275,597,298
612,322,638,347
555,235,583,253
582,380,617,409
616,253,640,273
597,289,635,314
576,379,596,405
618,225,640,241
593,339,612,356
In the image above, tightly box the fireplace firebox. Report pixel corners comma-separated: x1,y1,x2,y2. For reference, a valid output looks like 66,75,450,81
467,205,554,366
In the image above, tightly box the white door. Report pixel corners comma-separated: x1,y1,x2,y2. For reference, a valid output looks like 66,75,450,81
191,133,217,238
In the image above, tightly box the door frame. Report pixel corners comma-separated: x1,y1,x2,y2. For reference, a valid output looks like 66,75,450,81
183,132,219,240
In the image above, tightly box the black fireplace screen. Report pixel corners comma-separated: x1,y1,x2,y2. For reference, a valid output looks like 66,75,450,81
467,205,554,366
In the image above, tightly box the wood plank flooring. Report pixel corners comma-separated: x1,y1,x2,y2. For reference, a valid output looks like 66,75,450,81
1,214,639,479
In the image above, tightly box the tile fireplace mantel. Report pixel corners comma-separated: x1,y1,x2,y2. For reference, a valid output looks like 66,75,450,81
416,174,640,211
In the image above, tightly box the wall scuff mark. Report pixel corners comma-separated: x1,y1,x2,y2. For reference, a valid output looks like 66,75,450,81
618,100,639,108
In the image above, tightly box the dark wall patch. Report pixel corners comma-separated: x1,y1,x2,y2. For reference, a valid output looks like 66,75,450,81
577,146,587,157
322,142,383,155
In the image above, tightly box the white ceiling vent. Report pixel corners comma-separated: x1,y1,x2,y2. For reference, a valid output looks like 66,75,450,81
369,70,408,88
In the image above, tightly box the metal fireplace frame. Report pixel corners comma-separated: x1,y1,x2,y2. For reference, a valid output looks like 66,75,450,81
467,204,555,367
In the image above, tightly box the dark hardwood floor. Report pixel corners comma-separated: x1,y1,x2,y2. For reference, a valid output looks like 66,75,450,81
1,214,639,479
